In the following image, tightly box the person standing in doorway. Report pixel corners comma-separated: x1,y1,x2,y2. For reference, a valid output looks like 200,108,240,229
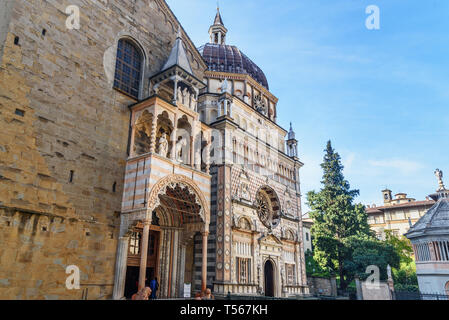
149,277,159,300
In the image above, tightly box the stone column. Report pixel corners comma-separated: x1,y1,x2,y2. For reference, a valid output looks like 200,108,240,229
138,218,151,290
112,236,130,300
201,231,209,292
252,233,257,285
171,230,179,297
149,112,158,154
173,77,178,105
129,123,136,158
243,80,247,98
355,276,363,300
205,135,211,174
171,114,178,160
294,244,300,286
225,99,229,116
190,125,196,168
179,244,187,297
218,100,222,117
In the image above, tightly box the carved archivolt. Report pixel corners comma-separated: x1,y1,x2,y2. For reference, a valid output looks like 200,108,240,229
147,174,210,225
237,216,253,231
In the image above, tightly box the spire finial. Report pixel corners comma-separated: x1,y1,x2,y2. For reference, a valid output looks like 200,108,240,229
176,26,182,39
209,5,227,44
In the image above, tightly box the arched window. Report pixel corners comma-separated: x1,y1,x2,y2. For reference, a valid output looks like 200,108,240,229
114,39,143,99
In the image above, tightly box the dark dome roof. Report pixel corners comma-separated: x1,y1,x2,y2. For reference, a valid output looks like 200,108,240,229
198,43,269,90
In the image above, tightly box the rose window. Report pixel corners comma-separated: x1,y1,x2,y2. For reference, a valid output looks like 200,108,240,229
255,187,281,230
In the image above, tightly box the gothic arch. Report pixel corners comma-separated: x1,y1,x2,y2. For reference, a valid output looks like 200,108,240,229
285,229,296,241
147,174,210,226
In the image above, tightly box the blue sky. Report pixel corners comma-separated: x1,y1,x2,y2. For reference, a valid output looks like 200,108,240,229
166,0,449,212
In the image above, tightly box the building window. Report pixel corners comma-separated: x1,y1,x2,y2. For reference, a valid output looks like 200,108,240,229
114,39,142,99
445,281,449,296
431,240,449,262
286,264,295,285
129,231,141,255
305,232,309,242
237,258,251,284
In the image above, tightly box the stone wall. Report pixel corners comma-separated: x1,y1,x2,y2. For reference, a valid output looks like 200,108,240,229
307,276,337,297
0,0,204,299
360,281,392,300
0,0,14,65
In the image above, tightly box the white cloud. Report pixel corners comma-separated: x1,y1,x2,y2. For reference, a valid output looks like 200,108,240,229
343,152,356,171
368,159,424,174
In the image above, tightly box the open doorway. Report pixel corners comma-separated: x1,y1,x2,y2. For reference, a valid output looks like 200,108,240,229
264,260,275,297
123,229,160,299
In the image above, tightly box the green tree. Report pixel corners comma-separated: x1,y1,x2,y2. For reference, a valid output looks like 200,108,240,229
305,250,330,278
307,141,373,290
343,235,400,281
384,230,414,264
384,230,418,290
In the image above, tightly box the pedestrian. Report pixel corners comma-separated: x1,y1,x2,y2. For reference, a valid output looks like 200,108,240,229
149,277,159,300
132,287,152,300
194,292,203,300
203,288,214,300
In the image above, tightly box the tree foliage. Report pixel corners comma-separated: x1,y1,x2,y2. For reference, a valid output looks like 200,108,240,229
384,230,414,264
307,141,376,289
343,235,400,281
383,230,418,290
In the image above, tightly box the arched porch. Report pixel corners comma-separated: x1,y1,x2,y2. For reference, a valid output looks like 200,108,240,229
113,174,210,300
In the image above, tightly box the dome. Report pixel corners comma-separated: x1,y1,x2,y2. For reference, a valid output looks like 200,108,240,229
406,197,449,239
198,43,269,90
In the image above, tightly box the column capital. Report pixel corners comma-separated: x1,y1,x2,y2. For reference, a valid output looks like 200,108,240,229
202,230,210,237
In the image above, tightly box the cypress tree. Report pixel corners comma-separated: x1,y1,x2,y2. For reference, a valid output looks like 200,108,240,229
307,141,372,290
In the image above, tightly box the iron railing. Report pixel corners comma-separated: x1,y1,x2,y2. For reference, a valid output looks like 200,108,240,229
395,291,449,301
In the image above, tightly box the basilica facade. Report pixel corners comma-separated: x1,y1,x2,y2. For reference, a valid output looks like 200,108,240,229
0,0,307,299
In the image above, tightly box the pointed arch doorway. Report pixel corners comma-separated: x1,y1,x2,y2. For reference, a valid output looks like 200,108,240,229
264,260,275,297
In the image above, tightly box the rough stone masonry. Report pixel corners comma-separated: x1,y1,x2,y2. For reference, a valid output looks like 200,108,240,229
0,0,205,300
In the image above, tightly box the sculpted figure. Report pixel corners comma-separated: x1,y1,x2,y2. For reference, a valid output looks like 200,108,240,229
240,183,250,200
176,138,187,162
221,78,228,93
177,87,182,104
182,88,188,105
435,168,446,190
191,94,197,110
157,133,169,157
